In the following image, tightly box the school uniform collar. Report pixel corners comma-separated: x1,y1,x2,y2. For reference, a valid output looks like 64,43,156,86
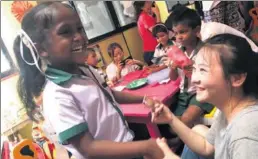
156,40,174,50
45,65,90,85
45,66,73,85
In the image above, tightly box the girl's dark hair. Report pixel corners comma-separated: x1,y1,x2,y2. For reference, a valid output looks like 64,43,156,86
203,34,258,97
14,2,73,122
107,43,123,58
152,23,168,37
133,1,146,21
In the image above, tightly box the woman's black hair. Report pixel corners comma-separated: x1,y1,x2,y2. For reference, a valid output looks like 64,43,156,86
152,23,169,37
203,34,258,98
107,42,123,58
133,1,146,21
14,2,73,122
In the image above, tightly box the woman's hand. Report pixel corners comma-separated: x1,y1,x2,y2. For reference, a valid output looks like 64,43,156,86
156,138,180,159
143,97,174,124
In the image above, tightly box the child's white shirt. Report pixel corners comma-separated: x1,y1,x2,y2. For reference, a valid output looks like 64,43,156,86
106,62,140,81
43,66,134,159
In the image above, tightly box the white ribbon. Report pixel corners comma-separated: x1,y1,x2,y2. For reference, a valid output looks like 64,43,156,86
19,29,56,79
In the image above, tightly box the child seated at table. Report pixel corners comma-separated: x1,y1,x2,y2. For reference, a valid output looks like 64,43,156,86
164,5,214,149
147,24,175,74
84,48,108,81
106,42,144,83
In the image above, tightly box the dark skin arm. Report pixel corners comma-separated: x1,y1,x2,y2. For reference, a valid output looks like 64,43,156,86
69,131,164,159
180,105,204,128
148,65,167,74
112,90,144,104
169,67,178,81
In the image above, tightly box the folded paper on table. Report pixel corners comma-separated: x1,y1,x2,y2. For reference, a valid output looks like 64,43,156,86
147,68,170,84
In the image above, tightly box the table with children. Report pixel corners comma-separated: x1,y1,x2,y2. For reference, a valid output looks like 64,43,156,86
113,69,181,138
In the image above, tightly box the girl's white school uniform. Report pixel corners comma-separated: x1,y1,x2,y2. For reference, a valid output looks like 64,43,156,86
43,65,134,159
106,62,140,81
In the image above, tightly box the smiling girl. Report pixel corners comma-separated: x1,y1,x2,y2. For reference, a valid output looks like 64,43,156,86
13,2,164,159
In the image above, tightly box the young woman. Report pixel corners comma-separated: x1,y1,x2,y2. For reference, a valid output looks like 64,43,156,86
13,2,164,159
147,34,258,159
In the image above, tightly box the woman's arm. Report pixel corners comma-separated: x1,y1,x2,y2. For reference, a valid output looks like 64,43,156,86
149,103,215,157
168,113,215,156
69,131,163,159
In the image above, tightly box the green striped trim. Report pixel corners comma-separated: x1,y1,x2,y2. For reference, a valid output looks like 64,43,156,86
59,122,88,145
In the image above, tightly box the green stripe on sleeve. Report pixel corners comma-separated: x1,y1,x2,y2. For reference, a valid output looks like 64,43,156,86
59,122,88,145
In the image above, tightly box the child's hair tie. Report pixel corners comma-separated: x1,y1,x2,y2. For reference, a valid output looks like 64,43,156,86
18,29,57,79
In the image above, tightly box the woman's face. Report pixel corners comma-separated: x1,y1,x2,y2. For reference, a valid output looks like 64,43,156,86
192,47,231,106
113,47,124,64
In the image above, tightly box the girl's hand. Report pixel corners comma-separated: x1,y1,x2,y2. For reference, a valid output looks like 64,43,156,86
117,62,123,72
156,138,179,159
183,64,193,78
125,59,135,65
144,139,164,159
107,80,115,88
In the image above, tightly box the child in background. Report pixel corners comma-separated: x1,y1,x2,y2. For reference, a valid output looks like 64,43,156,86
13,2,164,159
149,23,174,73
106,42,144,83
84,48,107,81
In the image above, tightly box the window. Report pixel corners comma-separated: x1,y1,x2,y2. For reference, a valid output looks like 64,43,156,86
112,1,136,26
1,38,15,79
70,1,136,43
73,1,116,39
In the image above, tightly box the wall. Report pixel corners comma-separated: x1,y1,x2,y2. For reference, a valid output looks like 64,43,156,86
89,33,130,65
156,1,196,23
89,27,144,66
156,1,170,23
1,1,37,140
123,27,144,62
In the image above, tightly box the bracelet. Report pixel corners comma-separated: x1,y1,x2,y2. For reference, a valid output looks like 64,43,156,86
142,95,147,104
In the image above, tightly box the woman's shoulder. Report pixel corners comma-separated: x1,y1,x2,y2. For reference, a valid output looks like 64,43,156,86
229,105,258,141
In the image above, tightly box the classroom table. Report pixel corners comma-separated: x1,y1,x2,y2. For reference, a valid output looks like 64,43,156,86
116,70,180,138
